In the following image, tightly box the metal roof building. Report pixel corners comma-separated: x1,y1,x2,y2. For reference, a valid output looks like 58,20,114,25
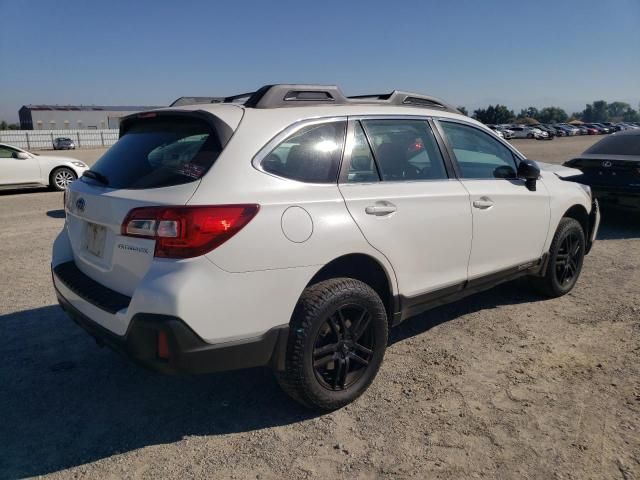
18,104,162,130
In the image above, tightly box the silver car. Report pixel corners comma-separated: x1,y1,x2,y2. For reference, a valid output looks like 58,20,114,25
53,137,76,150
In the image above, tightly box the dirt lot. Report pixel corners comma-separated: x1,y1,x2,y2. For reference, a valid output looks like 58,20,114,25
1,136,638,479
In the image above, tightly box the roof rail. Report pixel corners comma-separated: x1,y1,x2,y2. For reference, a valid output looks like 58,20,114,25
244,84,349,108
170,85,460,113
348,91,460,113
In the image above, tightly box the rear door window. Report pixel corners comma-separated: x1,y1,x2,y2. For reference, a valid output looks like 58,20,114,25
86,115,222,189
360,119,448,181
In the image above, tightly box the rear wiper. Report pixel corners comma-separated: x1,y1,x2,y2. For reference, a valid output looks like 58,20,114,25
83,169,109,186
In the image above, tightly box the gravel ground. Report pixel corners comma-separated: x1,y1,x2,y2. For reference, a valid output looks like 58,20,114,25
1,135,638,479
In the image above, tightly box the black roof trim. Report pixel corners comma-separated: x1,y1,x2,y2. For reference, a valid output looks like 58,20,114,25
171,84,460,113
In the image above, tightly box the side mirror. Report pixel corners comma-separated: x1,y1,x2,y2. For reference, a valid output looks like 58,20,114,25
517,159,540,191
14,152,29,160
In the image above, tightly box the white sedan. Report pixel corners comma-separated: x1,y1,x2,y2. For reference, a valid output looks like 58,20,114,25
0,143,89,191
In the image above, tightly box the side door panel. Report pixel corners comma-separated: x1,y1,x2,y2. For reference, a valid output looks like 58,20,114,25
338,118,472,300
435,119,551,279
461,179,550,278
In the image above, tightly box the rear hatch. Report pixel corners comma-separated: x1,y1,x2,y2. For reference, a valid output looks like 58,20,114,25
63,108,243,297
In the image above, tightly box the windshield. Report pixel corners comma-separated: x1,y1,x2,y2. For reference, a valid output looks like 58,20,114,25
85,116,221,189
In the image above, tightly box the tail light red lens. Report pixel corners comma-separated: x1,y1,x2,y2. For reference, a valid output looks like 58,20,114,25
121,204,259,258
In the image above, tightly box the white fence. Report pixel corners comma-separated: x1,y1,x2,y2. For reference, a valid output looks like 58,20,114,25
0,129,118,150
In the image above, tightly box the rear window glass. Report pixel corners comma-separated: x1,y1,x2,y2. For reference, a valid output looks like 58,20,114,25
261,121,346,183
585,135,640,156
86,116,221,189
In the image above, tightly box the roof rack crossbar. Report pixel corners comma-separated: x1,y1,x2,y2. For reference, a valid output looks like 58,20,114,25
170,85,460,113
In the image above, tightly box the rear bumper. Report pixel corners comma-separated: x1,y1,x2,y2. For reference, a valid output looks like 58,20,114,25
54,276,289,374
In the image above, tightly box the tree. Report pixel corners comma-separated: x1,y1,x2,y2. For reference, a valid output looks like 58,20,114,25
537,107,568,124
6,123,19,130
457,106,468,116
0,121,7,130
518,107,539,119
582,101,609,122
514,117,538,125
607,102,631,118
622,108,640,122
472,104,514,124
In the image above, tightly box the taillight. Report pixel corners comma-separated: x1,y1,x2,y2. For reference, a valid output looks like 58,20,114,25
121,204,259,259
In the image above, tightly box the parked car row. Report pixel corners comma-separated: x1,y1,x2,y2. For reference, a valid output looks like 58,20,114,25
487,122,640,140
487,125,549,140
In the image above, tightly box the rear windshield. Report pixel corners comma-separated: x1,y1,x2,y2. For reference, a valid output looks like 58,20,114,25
85,116,221,189
585,135,640,156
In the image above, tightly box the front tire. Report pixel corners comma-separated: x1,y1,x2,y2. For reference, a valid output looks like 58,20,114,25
531,218,585,298
50,167,77,191
276,278,388,411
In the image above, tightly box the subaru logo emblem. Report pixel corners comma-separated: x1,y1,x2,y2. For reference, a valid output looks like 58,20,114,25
602,160,612,168
75,198,86,212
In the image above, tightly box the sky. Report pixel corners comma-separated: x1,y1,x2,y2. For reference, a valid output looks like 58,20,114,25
0,0,639,122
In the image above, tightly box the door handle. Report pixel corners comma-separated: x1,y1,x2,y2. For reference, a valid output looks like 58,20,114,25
365,202,397,216
472,197,494,209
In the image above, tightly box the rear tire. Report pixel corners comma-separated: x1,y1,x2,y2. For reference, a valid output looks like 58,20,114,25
276,278,388,411
50,167,77,191
531,218,585,298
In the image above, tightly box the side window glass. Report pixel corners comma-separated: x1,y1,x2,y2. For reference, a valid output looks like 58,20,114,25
344,122,380,183
262,121,346,183
0,148,14,158
440,122,517,179
361,119,448,181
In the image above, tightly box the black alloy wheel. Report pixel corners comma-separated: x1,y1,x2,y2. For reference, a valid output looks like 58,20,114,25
276,278,388,411
312,304,375,391
530,217,585,298
554,230,582,287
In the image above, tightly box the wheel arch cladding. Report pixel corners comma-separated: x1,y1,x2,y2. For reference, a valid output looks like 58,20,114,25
562,204,589,236
305,253,395,322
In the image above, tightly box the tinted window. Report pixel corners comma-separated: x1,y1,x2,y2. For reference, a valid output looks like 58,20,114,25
262,121,346,183
584,135,640,156
0,147,14,158
440,121,518,179
343,122,380,183
87,116,221,189
361,119,448,181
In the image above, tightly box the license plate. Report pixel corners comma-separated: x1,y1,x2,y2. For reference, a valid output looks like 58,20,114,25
86,222,107,258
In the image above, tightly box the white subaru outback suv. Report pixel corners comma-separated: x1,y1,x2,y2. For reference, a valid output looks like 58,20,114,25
52,85,599,410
